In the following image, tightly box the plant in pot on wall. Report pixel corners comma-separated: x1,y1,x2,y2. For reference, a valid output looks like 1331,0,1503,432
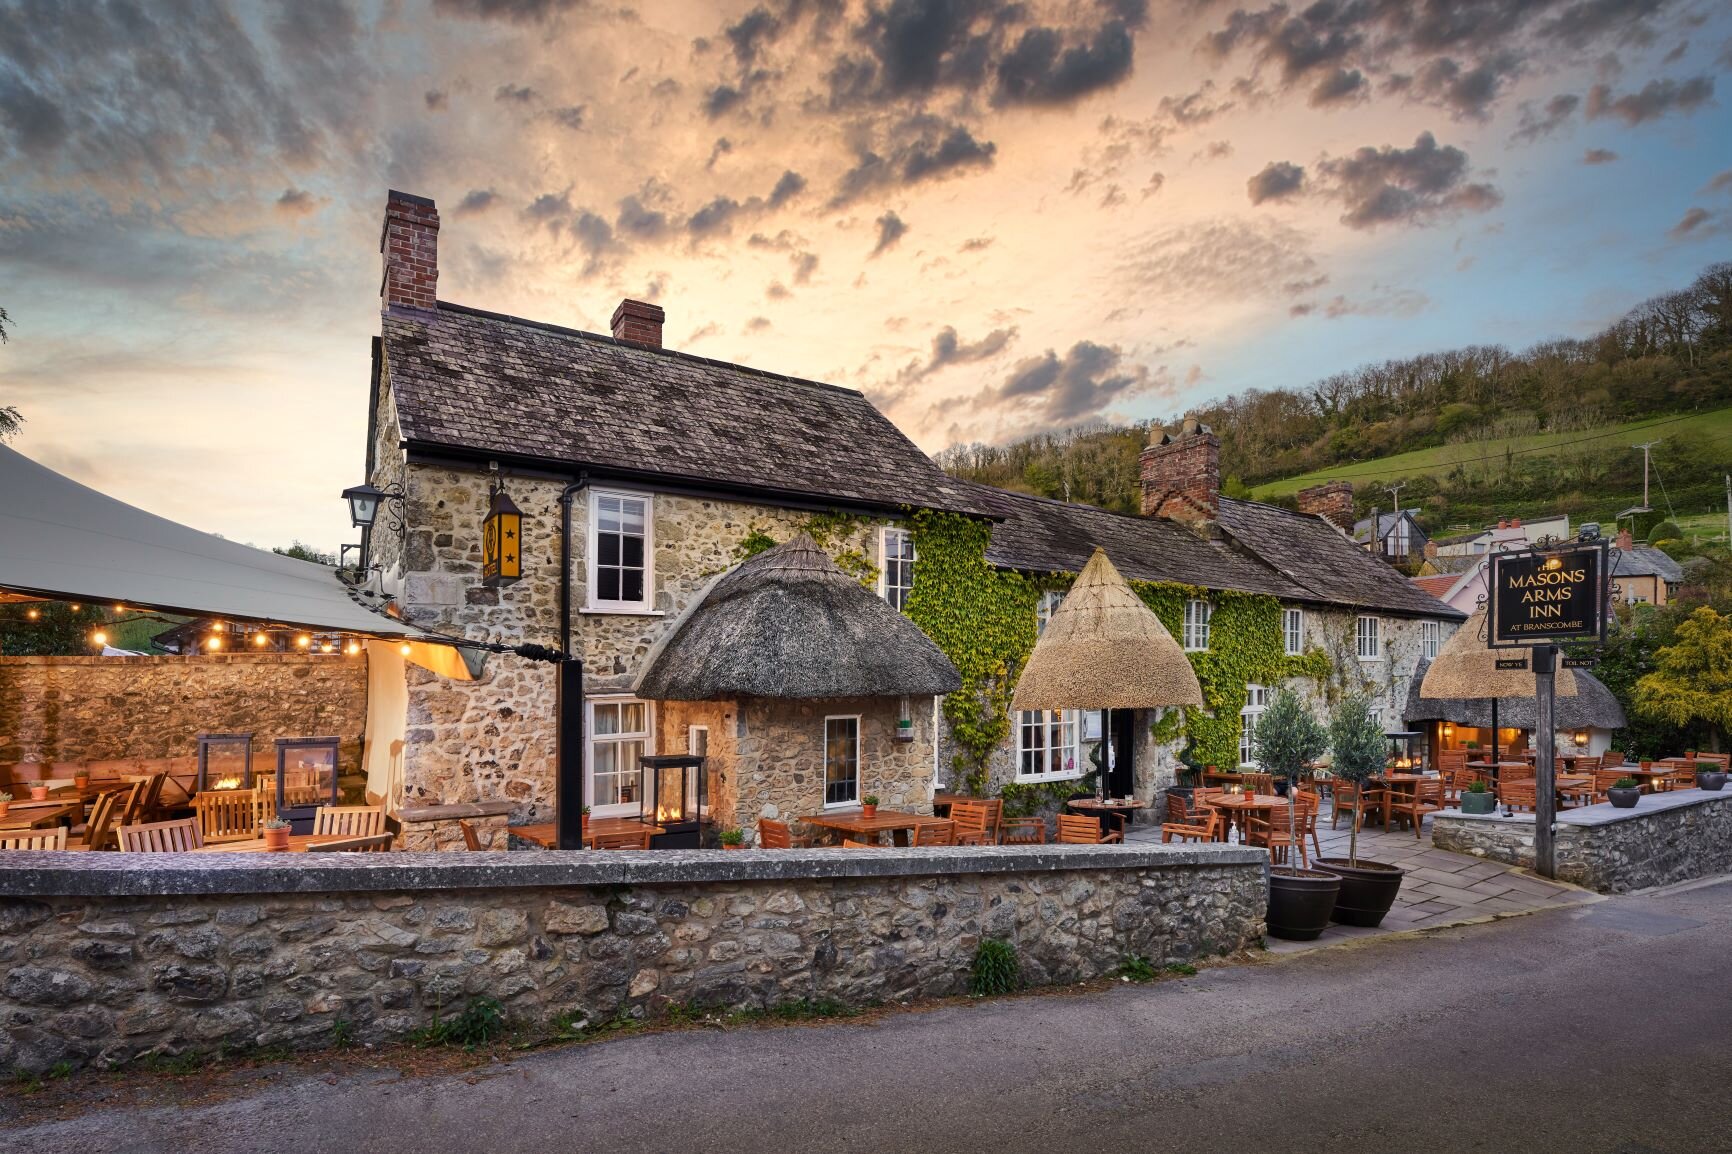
0,792,10,820
1461,779,1497,815
262,817,291,851
719,828,746,850
1607,777,1643,809
1250,688,1339,941
1315,693,1407,929
1696,761,1727,791
861,794,880,819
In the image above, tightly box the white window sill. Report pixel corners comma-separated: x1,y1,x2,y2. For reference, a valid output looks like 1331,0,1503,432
580,606,666,617
1183,646,1208,654
1013,770,1086,785
822,799,861,810
1357,655,1382,662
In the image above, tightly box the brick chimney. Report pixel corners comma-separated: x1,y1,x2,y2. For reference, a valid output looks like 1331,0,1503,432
1423,539,1438,560
1615,527,1633,552
611,299,665,348
1140,417,1219,524
381,190,439,312
1296,480,1354,532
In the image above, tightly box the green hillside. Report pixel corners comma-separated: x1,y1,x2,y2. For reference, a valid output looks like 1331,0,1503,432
1250,408,1732,500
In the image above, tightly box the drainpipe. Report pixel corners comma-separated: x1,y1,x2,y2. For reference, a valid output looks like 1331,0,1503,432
556,474,590,850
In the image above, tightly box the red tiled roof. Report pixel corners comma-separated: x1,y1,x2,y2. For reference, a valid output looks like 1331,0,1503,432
1410,574,1460,599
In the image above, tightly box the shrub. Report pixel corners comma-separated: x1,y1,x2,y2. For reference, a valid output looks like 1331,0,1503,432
1117,954,1157,982
968,938,1020,996
1613,777,1639,790
862,794,880,806
414,996,506,1049
718,828,744,846
1467,779,1488,793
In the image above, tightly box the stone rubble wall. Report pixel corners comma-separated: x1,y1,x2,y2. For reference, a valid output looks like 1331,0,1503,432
0,846,1266,1074
1432,791,1732,893
0,654,368,773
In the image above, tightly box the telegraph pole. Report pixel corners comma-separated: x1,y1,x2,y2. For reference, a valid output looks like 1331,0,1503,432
1632,441,1661,510
1725,474,1730,545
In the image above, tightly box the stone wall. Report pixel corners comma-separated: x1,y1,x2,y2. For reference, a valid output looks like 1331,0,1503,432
1432,789,1732,893
0,654,369,773
0,844,1266,1073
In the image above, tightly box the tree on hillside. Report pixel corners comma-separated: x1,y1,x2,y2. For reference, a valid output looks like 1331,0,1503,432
1,304,20,442
273,541,337,565
0,303,10,343
1634,606,1732,751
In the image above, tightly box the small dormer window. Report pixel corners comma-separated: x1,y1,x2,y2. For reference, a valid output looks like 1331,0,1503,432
1183,600,1212,651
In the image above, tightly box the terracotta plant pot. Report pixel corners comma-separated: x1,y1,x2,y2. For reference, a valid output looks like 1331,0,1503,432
721,842,745,851
1315,857,1406,928
1461,791,1497,815
73,776,90,790
860,804,878,819
1266,868,1341,941
1607,787,1641,809
1697,772,1727,792
264,827,291,850
29,785,49,801
0,802,9,820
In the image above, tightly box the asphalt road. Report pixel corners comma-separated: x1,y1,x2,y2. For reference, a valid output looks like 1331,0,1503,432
8,877,1731,1154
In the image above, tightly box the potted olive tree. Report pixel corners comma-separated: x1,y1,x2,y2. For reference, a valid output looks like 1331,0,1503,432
1606,777,1642,809
1316,693,1406,928
1251,688,1339,941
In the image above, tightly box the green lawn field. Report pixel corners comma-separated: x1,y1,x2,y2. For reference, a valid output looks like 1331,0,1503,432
1249,407,1732,501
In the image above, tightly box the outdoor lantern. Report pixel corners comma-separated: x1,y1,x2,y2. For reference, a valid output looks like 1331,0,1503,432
481,483,524,588
274,736,342,831
196,733,254,793
1574,729,1589,747
638,754,705,848
342,482,386,529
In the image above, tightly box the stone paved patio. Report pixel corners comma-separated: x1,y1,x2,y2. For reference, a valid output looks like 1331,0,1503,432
1130,799,1599,951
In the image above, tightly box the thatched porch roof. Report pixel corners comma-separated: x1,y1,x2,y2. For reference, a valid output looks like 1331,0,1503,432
634,534,961,701
1419,610,1578,701
1406,659,1628,730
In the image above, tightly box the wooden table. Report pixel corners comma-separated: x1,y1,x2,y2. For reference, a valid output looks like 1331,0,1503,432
1622,765,1684,792
800,808,948,847
1197,792,1285,843
932,792,966,816
191,835,365,853
0,801,82,830
507,817,666,849
1065,798,1144,837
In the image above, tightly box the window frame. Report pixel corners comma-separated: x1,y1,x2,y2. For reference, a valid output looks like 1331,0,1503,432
585,488,656,614
586,696,655,817
1182,599,1212,652
1035,589,1064,635
1015,708,1088,783
1356,615,1382,661
1239,684,1269,768
879,526,916,611
1420,620,1442,660
1282,607,1304,656
822,714,862,809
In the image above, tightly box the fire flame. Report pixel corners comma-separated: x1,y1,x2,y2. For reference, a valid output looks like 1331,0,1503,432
213,776,242,791
656,801,680,822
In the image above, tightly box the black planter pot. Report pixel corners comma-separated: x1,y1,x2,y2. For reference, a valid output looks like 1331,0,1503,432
1314,857,1406,928
1461,791,1497,815
1266,869,1341,941
1698,772,1727,792
1273,778,1291,797
1607,787,1641,809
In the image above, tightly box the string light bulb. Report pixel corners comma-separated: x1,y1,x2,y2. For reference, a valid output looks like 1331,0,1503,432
211,622,225,632
253,632,269,647
26,607,39,620
399,642,413,657
70,604,81,612
92,630,108,647
206,635,222,651
345,641,361,656
295,634,311,648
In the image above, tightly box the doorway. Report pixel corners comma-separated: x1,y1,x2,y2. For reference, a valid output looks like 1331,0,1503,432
1105,710,1136,799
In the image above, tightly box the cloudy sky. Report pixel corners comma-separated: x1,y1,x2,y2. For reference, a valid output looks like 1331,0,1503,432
2,0,1729,552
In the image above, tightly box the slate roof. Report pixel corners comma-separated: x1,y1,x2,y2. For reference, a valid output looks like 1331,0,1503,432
974,486,1461,619
1614,546,1685,584
381,303,994,517
1214,498,1464,618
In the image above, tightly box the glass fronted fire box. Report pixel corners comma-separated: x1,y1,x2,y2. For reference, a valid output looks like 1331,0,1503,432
274,736,340,831
196,733,253,793
638,754,705,848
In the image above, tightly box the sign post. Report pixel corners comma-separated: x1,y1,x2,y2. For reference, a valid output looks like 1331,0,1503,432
1488,539,1609,879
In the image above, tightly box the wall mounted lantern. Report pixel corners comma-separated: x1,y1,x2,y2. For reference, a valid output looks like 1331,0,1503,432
482,479,524,588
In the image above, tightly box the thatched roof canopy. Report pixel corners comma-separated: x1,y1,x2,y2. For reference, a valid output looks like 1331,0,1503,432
1011,547,1204,712
634,534,961,701
1419,610,1578,701
1406,660,1627,730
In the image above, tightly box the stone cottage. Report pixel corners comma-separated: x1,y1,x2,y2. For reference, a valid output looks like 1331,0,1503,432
359,190,1465,844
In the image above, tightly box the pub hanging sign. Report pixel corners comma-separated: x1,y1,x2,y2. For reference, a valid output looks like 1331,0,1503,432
1488,540,1609,648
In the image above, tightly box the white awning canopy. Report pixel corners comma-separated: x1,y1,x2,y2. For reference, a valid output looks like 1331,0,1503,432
0,444,430,643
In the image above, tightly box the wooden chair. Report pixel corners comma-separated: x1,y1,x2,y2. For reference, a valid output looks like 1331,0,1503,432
1295,789,1325,858
116,778,150,828
1386,779,1443,839
949,799,997,847
757,818,814,848
1241,772,1274,795
1330,781,1384,830
1440,768,1478,808
591,828,652,850
458,820,483,850
1600,750,1626,767
138,772,169,821
1056,814,1122,844
1500,762,1535,782
1244,801,1309,866
1593,768,1634,802
999,811,1047,844
1161,807,1219,845
68,788,122,851
193,789,259,844
1693,752,1729,769
308,833,394,853
0,827,69,851
911,819,956,846
117,817,203,852
840,838,879,848
313,805,386,837
1666,762,1698,792
1165,793,1220,841
1436,748,1468,775
1497,779,1538,812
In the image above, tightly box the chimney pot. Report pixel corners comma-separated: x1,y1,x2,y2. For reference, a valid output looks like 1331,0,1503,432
381,190,439,312
611,299,666,349
1139,420,1219,523
1296,480,1355,533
